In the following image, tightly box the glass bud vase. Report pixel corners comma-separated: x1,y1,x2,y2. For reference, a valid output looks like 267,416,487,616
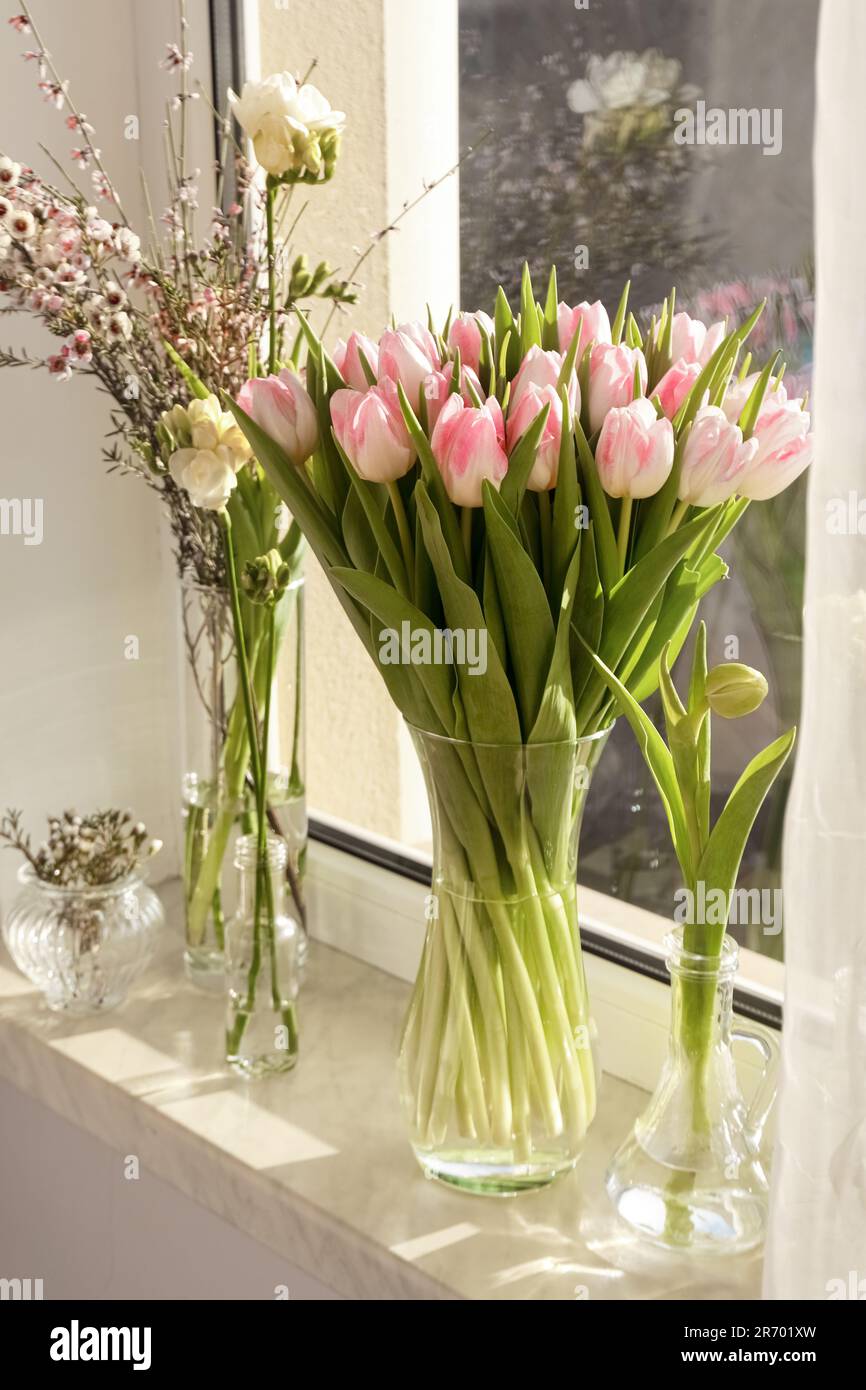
399,726,611,1196
225,833,301,1078
2,865,163,1013
606,928,778,1253
180,572,307,990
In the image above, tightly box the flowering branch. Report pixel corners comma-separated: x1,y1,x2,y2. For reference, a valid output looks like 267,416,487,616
17,1,127,221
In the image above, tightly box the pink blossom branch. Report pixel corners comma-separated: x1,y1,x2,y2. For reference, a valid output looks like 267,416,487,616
18,0,129,224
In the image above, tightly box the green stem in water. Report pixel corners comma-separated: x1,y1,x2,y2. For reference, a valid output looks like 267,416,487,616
289,583,305,797
219,511,268,1025
211,884,225,951
220,513,262,791
259,604,283,1011
266,179,278,376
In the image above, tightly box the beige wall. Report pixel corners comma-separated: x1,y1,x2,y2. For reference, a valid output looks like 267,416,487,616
254,0,459,843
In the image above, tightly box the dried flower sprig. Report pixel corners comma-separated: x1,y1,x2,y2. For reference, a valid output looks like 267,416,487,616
0,808,162,887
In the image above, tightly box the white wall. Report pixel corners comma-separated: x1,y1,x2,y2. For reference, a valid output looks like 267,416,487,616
0,1,212,903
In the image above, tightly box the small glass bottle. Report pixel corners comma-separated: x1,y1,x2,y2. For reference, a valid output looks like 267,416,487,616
225,832,300,1078
605,927,778,1253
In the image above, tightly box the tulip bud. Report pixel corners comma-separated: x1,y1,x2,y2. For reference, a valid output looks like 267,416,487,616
422,363,485,431
506,383,566,491
334,331,380,392
678,405,758,506
653,358,702,420
596,397,674,499
737,396,813,501
331,378,415,482
511,345,579,416
237,369,319,466
587,343,647,434
378,322,442,404
556,299,611,360
669,311,726,367
705,663,768,718
447,310,494,375
431,394,508,507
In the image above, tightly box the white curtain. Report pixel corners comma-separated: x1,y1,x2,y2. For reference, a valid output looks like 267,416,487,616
763,0,866,1300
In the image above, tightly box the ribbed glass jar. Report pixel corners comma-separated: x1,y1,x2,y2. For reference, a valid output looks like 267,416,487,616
2,865,163,1013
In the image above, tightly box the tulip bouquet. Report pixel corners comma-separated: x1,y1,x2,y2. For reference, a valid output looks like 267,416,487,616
227,261,811,1183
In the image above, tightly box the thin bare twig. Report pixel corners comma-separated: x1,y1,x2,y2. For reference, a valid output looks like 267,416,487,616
321,129,493,338
20,0,129,224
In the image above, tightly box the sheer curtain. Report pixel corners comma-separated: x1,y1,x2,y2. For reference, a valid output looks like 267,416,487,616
763,0,866,1300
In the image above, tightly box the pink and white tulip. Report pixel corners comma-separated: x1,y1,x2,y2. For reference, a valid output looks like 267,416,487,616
431,394,508,507
447,310,493,374
237,368,319,466
596,397,675,499
669,311,725,367
506,384,566,492
378,321,441,403
422,364,485,431
653,357,702,420
557,299,611,361
334,331,379,392
678,406,758,506
330,378,415,483
510,345,579,417
721,372,789,427
587,343,647,434
737,397,813,500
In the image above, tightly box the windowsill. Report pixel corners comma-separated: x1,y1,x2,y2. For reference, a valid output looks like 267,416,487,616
0,864,767,1301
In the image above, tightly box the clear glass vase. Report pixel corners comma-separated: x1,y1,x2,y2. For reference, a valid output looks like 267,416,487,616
605,927,778,1253
180,572,307,989
399,726,611,1196
225,832,301,1078
1,865,163,1013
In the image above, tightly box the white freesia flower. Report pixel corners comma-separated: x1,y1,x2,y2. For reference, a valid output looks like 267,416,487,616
161,395,252,509
187,395,252,459
230,72,345,179
169,445,239,511
567,49,684,114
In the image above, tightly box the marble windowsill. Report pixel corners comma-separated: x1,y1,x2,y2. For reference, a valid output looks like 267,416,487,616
0,882,762,1301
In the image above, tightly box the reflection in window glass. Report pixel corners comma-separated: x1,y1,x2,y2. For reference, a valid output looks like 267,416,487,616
460,0,818,956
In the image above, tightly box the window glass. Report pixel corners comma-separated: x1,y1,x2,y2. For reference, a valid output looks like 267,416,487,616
459,0,818,955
